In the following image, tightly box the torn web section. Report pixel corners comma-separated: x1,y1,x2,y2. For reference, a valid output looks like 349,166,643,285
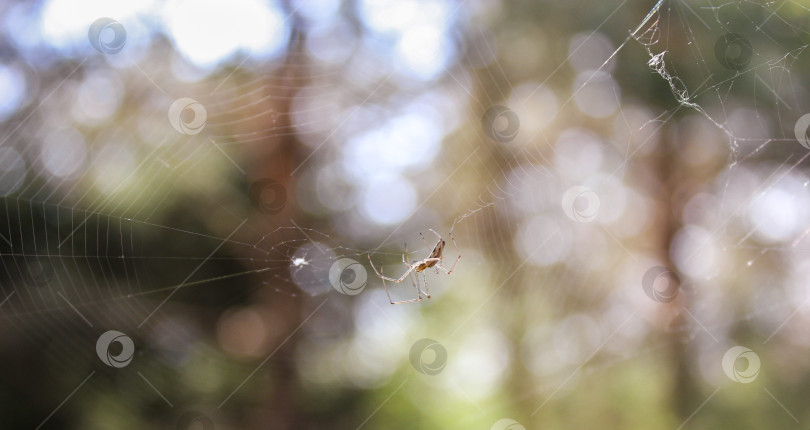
626,1,810,347
632,0,810,160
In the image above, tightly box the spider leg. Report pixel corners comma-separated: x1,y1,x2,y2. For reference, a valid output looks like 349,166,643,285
410,270,421,300
380,265,425,304
367,253,414,283
402,242,410,265
419,232,432,254
380,265,393,304
422,270,431,298
426,229,449,274
435,230,461,275
368,254,425,304
419,232,441,276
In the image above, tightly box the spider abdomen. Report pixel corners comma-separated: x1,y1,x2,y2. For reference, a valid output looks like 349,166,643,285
415,260,439,272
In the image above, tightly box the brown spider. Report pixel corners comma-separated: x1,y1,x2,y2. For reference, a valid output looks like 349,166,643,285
368,229,461,304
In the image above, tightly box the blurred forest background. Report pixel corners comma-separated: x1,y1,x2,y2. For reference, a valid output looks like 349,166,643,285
2,0,810,429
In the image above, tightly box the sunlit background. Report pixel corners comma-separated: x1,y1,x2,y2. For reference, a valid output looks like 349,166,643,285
2,0,810,428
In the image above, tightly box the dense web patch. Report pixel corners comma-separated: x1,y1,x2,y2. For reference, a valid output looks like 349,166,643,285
632,0,810,158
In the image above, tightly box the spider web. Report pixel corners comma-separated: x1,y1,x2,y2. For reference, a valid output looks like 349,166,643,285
3,0,810,428
0,16,502,422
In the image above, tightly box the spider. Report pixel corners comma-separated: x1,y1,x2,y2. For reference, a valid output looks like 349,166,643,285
367,229,461,304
